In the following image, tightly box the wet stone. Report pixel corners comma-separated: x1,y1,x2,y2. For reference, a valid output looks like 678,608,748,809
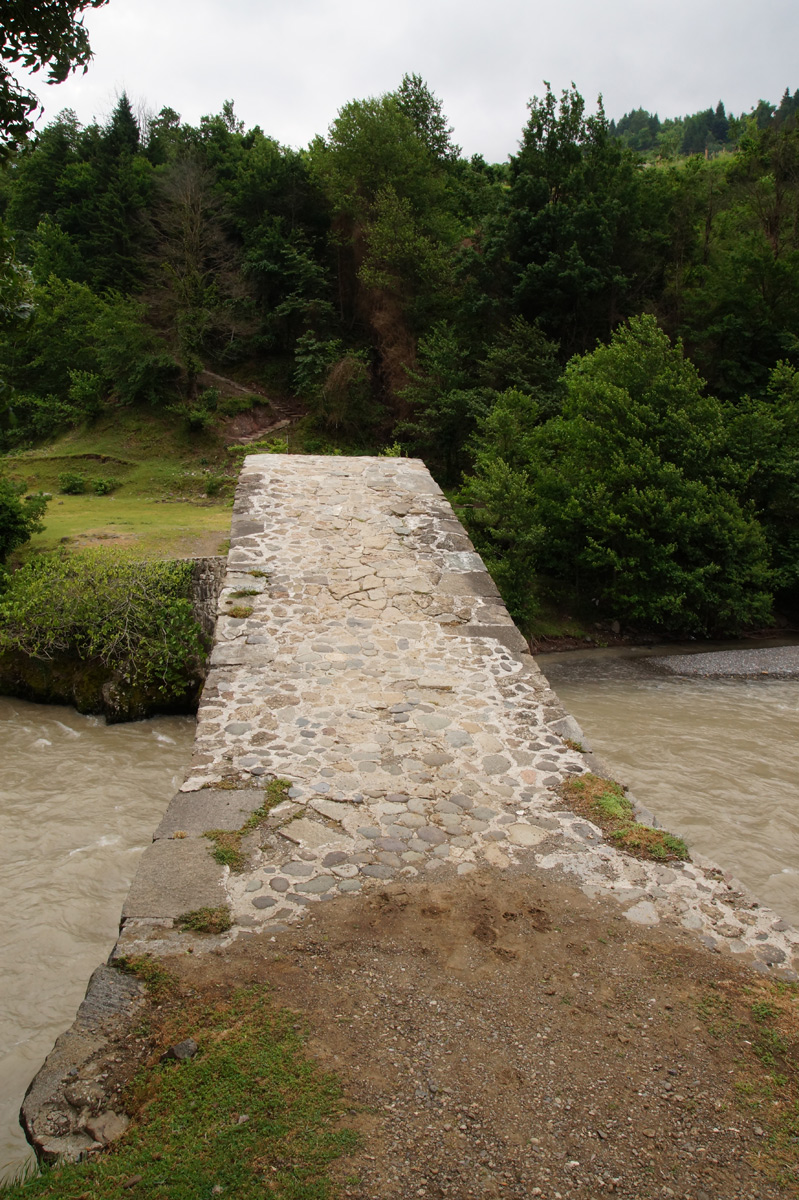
284,861,315,877
252,896,277,909
269,877,290,892
361,864,395,879
295,875,337,894
322,851,348,867
417,826,447,845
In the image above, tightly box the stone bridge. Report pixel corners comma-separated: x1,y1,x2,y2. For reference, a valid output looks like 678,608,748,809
22,455,799,1161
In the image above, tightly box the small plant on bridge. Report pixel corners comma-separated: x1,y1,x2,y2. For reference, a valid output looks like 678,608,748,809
175,905,233,934
226,604,253,619
561,773,689,862
204,779,292,872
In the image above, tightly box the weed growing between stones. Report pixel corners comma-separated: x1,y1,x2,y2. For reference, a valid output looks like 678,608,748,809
0,990,358,1199
561,773,689,862
226,604,253,618
114,956,178,1001
175,906,233,935
204,779,292,872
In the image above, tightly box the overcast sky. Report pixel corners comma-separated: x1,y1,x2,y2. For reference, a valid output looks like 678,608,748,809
21,0,799,161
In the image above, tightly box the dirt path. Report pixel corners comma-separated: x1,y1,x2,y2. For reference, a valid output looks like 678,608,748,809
155,864,797,1200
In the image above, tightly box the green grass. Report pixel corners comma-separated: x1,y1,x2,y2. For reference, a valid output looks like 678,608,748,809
695,979,799,1190
1,989,358,1200
175,906,233,935
3,410,236,561
561,773,690,862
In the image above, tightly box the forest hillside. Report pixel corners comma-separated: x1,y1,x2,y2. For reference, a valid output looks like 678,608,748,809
1,77,798,640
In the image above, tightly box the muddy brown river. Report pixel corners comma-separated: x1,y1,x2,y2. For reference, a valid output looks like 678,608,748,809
539,647,799,931
0,698,194,1180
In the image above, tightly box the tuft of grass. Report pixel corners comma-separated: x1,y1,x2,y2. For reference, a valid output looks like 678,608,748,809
205,829,247,871
231,588,259,597
204,780,292,873
226,604,253,619
175,906,232,935
0,989,358,1199
114,956,178,1000
0,1155,43,1192
561,773,689,862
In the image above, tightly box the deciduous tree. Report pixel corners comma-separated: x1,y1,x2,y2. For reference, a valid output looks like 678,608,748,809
0,0,108,149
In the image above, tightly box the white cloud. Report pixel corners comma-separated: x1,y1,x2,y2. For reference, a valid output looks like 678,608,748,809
20,0,799,160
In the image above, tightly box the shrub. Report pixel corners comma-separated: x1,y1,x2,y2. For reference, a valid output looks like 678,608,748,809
58,470,86,494
203,472,228,496
0,477,48,563
92,476,116,495
0,549,207,696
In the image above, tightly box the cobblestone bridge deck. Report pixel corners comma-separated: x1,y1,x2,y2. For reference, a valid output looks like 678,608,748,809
118,455,799,966
23,454,799,1163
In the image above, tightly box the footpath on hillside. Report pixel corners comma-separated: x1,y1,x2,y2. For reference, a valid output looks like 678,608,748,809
20,456,799,1200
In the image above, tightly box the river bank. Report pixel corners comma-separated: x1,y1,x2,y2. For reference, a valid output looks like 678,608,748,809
537,642,799,927
0,700,195,1181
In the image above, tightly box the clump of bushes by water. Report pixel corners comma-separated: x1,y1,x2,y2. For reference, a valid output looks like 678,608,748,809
0,549,207,699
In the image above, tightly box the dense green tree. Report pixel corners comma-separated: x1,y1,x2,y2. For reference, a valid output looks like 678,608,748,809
395,72,460,162
726,362,799,612
501,85,660,356
464,316,772,635
399,316,561,482
310,87,461,408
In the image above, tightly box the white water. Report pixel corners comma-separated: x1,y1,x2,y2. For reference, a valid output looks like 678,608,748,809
0,698,194,1180
539,650,799,929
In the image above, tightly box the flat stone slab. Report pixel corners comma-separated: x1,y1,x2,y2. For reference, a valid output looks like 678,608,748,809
506,823,551,848
122,839,226,920
154,788,267,838
279,818,351,851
